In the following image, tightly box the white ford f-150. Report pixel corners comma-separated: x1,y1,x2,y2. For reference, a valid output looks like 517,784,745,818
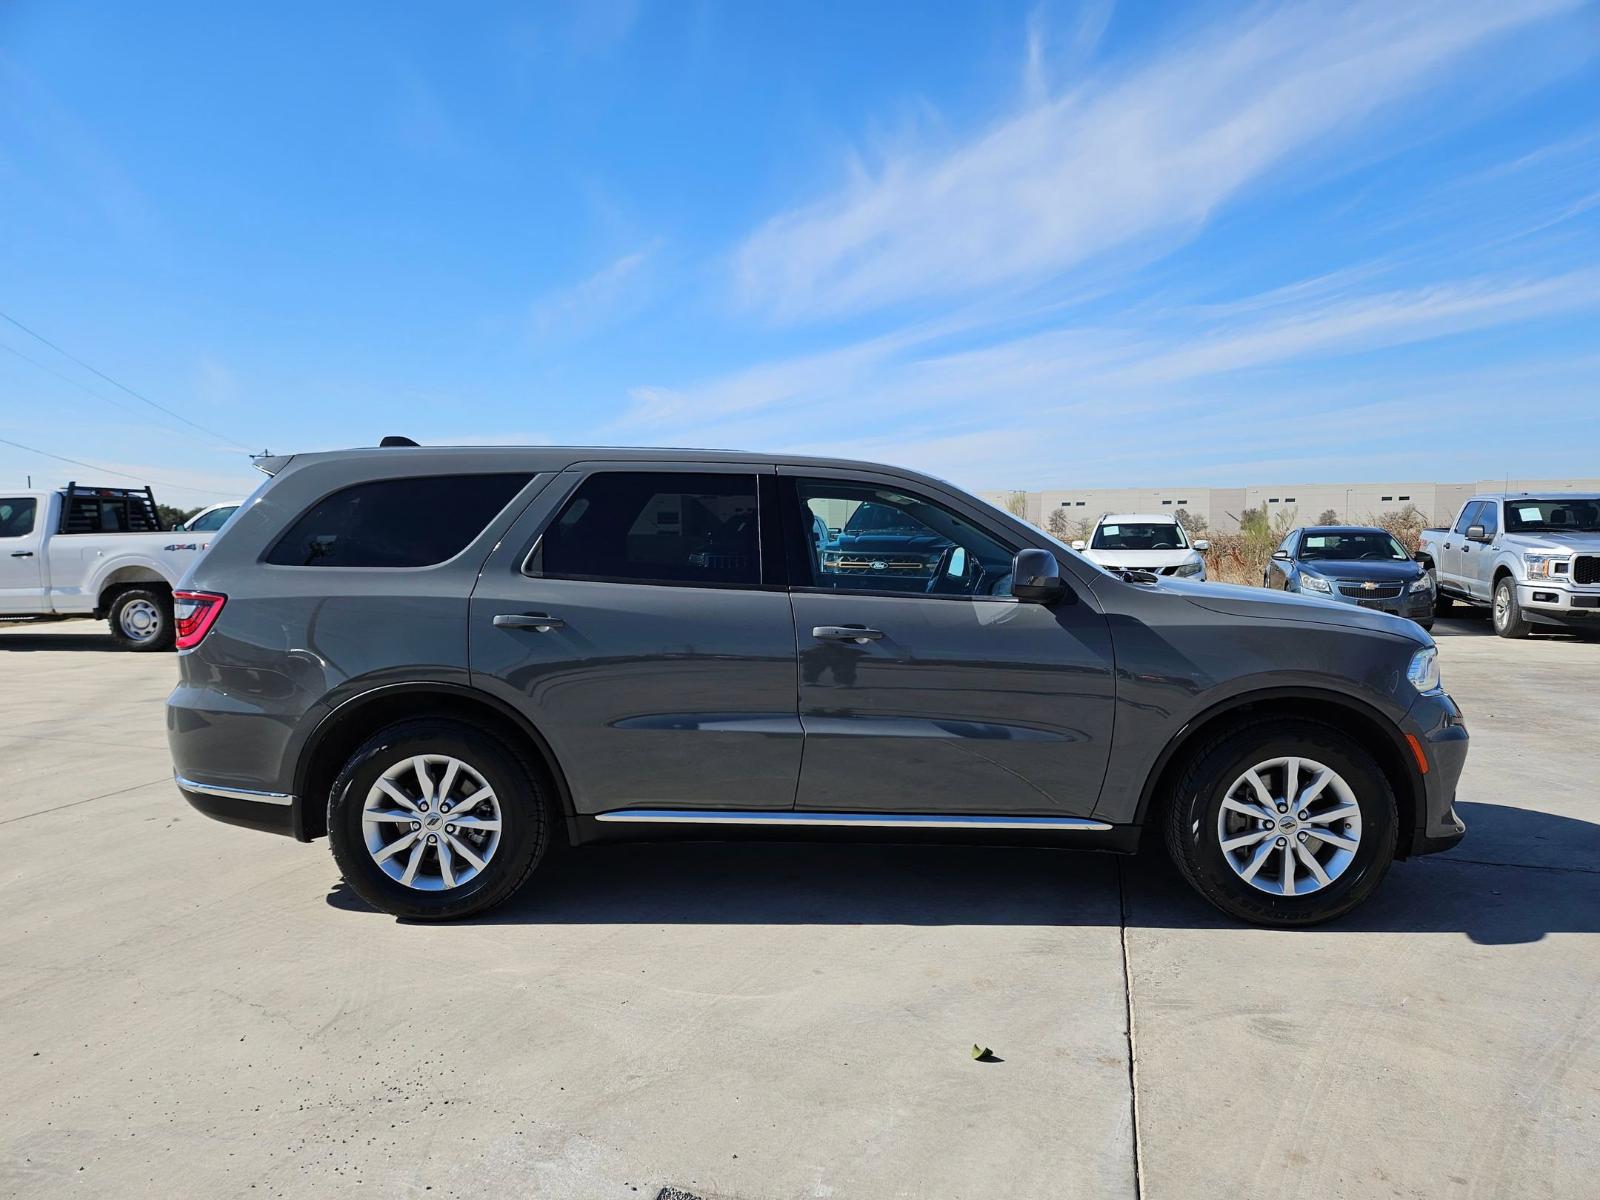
0,483,222,650
1416,493,1600,638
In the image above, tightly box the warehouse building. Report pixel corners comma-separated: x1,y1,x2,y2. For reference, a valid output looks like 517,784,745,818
980,478,1600,534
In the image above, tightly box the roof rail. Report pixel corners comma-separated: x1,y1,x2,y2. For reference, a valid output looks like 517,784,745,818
379,435,420,447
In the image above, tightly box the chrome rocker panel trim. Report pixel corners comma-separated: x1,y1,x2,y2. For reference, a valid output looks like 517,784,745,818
594,809,1113,831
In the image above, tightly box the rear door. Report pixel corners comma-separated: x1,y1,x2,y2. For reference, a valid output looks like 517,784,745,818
468,464,803,817
0,496,45,613
780,468,1116,819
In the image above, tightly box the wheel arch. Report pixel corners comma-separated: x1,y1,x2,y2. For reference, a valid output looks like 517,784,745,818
292,682,575,843
95,567,173,616
1134,687,1423,857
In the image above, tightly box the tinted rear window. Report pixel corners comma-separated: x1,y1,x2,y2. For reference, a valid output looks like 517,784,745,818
265,474,529,567
532,471,759,587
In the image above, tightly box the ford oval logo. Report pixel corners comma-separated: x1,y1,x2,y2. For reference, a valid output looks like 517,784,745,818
870,560,887,571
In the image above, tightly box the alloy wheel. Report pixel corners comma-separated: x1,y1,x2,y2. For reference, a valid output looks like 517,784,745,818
1215,756,1362,897
361,754,503,891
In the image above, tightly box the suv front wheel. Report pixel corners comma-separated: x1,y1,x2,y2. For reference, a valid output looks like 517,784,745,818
1164,720,1398,927
328,719,553,920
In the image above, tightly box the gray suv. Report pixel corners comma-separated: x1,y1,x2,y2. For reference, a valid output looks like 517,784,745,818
167,445,1468,927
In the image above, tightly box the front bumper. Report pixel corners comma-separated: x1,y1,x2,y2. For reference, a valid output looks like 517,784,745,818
1300,583,1434,622
1519,582,1600,624
1401,690,1468,857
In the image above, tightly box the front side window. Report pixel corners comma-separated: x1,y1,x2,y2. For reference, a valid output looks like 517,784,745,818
1091,521,1187,551
532,472,760,587
794,479,1015,597
1299,531,1409,562
1452,502,1483,536
265,474,529,567
0,498,37,538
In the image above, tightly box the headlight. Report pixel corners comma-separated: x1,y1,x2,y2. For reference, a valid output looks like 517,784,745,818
1173,561,1203,577
1300,574,1332,594
1407,646,1441,693
1524,552,1570,579
1408,574,1434,593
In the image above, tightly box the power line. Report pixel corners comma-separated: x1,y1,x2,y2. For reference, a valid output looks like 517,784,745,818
0,309,252,452
0,434,240,498
1,340,150,422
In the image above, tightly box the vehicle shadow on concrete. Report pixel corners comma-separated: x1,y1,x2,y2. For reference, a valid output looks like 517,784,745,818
326,802,1598,944
1432,613,1592,641
0,632,121,652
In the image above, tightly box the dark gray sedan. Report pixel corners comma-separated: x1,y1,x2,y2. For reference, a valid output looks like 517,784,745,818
1264,526,1434,629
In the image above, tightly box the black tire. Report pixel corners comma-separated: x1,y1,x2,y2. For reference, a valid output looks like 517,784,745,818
107,586,174,651
1492,576,1530,639
1163,719,1398,928
327,718,552,920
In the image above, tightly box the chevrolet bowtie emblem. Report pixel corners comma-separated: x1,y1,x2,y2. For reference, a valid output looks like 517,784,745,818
1362,581,1377,591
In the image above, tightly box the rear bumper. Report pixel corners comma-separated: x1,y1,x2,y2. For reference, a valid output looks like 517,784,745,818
175,774,298,838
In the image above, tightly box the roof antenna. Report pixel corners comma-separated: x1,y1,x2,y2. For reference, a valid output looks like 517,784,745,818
380,435,420,448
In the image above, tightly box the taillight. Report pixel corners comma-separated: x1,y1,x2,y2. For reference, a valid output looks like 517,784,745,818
173,590,227,650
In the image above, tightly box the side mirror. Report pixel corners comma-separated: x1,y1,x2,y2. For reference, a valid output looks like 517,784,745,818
1466,524,1487,542
1193,539,1210,552
1271,549,1291,560
1070,539,1086,551
1012,548,1067,605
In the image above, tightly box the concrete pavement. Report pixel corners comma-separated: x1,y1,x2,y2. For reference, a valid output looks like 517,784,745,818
1,614,1595,1198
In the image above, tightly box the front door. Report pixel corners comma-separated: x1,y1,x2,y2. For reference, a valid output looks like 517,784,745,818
780,470,1116,818
0,497,44,614
1436,502,1479,593
1462,499,1500,601
468,465,803,817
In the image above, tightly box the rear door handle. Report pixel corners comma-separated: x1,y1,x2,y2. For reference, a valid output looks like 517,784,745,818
812,625,883,643
9,551,32,558
493,613,566,632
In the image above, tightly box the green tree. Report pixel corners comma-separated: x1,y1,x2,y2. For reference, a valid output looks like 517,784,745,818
156,504,200,530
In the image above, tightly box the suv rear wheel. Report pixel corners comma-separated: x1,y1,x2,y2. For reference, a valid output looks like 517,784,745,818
327,719,552,920
1164,720,1398,927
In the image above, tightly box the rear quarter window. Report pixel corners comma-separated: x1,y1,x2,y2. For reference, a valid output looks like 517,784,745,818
265,474,530,567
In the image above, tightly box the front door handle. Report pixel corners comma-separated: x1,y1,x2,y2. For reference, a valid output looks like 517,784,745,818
1443,542,1452,550
812,625,883,643
9,551,33,558
493,613,565,632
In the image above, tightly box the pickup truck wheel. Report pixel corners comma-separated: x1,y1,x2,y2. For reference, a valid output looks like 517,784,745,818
108,587,174,651
327,719,551,920
1163,720,1397,928
1492,577,1530,639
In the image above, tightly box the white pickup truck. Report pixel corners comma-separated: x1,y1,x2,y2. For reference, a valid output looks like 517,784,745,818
0,483,221,650
1416,492,1600,638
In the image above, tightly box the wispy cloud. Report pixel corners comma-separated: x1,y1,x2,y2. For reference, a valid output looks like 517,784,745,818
733,0,1581,321
616,259,1600,483
529,243,661,342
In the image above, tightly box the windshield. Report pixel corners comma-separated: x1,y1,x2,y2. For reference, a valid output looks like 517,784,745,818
1503,498,1600,533
841,501,933,536
1299,531,1409,562
1091,522,1187,551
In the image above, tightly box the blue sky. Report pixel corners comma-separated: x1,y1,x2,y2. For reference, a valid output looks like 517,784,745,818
2,0,1597,507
